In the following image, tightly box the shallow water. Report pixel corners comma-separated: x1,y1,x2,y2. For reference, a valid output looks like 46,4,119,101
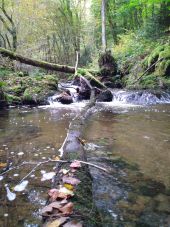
0,106,77,226
84,104,170,188
0,101,170,226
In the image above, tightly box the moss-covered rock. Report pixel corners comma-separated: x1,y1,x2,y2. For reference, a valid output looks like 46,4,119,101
0,67,58,106
122,44,170,90
5,94,22,105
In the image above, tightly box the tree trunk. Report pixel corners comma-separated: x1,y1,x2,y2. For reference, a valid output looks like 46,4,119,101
101,0,107,52
0,47,75,73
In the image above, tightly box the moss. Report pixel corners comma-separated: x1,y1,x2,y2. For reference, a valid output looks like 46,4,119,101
139,74,159,89
156,59,170,77
159,46,170,60
7,85,26,96
5,94,21,105
147,46,165,67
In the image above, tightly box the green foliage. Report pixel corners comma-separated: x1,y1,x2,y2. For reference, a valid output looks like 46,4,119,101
5,94,21,105
147,46,165,66
0,81,7,88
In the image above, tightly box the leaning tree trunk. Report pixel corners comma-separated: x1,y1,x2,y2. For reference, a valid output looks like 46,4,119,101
0,47,75,73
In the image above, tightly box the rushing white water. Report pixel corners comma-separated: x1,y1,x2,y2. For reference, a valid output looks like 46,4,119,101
111,90,170,105
48,88,170,108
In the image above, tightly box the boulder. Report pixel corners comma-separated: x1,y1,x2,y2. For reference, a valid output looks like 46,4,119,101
76,87,91,101
97,90,113,102
57,95,73,104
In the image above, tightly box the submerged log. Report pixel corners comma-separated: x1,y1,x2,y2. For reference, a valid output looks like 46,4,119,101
44,89,102,226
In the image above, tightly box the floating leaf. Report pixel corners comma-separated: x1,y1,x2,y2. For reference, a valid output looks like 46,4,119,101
45,217,68,227
62,176,81,186
58,202,73,215
59,187,74,197
64,183,74,191
70,161,81,168
41,172,55,181
63,220,83,227
5,186,16,201
14,180,28,192
0,163,7,168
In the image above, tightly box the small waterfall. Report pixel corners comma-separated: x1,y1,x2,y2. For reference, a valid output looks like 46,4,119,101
48,83,170,107
111,90,170,105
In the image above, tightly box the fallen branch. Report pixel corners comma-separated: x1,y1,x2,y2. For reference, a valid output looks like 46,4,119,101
0,159,109,181
132,57,163,85
75,160,110,173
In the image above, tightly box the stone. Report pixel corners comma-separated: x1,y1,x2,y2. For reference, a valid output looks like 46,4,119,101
97,90,113,102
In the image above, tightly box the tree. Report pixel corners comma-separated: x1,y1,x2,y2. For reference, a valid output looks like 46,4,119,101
0,0,17,51
101,0,107,52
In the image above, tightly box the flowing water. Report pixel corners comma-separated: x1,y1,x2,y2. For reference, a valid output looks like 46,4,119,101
0,90,170,226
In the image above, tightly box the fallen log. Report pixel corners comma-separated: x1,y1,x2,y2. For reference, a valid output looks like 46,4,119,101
43,89,103,226
0,47,105,88
0,47,75,73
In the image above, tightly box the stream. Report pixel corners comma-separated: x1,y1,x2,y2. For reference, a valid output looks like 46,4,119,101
0,89,170,226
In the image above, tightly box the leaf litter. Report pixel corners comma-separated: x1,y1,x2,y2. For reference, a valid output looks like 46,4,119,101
42,160,84,226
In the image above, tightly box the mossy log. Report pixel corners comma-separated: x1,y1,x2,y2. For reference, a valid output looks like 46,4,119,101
0,47,105,88
0,47,75,73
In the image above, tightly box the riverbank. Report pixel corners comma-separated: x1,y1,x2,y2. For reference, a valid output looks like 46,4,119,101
0,67,58,107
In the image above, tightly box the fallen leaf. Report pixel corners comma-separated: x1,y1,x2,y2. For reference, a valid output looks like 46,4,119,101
62,176,81,186
70,161,81,168
41,201,63,216
63,220,83,227
64,183,74,191
58,202,73,215
48,189,68,201
5,186,16,201
45,217,68,227
14,180,28,192
59,187,74,197
53,155,60,161
59,169,70,175
0,162,7,168
41,172,56,181
70,168,77,173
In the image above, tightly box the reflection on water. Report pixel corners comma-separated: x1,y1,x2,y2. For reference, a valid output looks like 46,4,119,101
0,106,78,227
84,104,170,188
0,103,170,226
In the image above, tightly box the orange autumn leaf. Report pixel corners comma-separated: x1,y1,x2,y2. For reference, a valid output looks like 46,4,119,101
58,202,73,215
0,163,7,168
48,188,68,201
41,201,63,216
53,156,60,161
